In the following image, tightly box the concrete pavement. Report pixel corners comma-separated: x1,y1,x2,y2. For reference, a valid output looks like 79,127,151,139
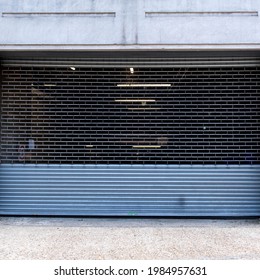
0,218,259,260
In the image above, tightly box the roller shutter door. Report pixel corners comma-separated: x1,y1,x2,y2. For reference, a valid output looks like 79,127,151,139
0,55,260,216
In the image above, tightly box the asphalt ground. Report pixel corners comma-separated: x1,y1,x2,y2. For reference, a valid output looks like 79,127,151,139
0,217,259,260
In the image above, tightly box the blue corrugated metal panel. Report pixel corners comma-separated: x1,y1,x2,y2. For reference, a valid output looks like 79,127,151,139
0,164,260,216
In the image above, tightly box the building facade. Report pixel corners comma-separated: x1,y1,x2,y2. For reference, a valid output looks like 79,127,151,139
0,0,260,216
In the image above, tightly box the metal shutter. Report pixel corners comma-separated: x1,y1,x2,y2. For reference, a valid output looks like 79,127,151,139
1,55,260,216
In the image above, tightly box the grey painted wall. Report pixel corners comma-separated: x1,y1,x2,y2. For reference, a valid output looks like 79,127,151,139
0,0,260,50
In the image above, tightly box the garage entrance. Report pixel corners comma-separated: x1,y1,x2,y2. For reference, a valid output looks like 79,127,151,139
1,52,260,216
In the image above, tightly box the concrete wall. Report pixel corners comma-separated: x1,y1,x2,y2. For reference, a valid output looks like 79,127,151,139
0,0,260,50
